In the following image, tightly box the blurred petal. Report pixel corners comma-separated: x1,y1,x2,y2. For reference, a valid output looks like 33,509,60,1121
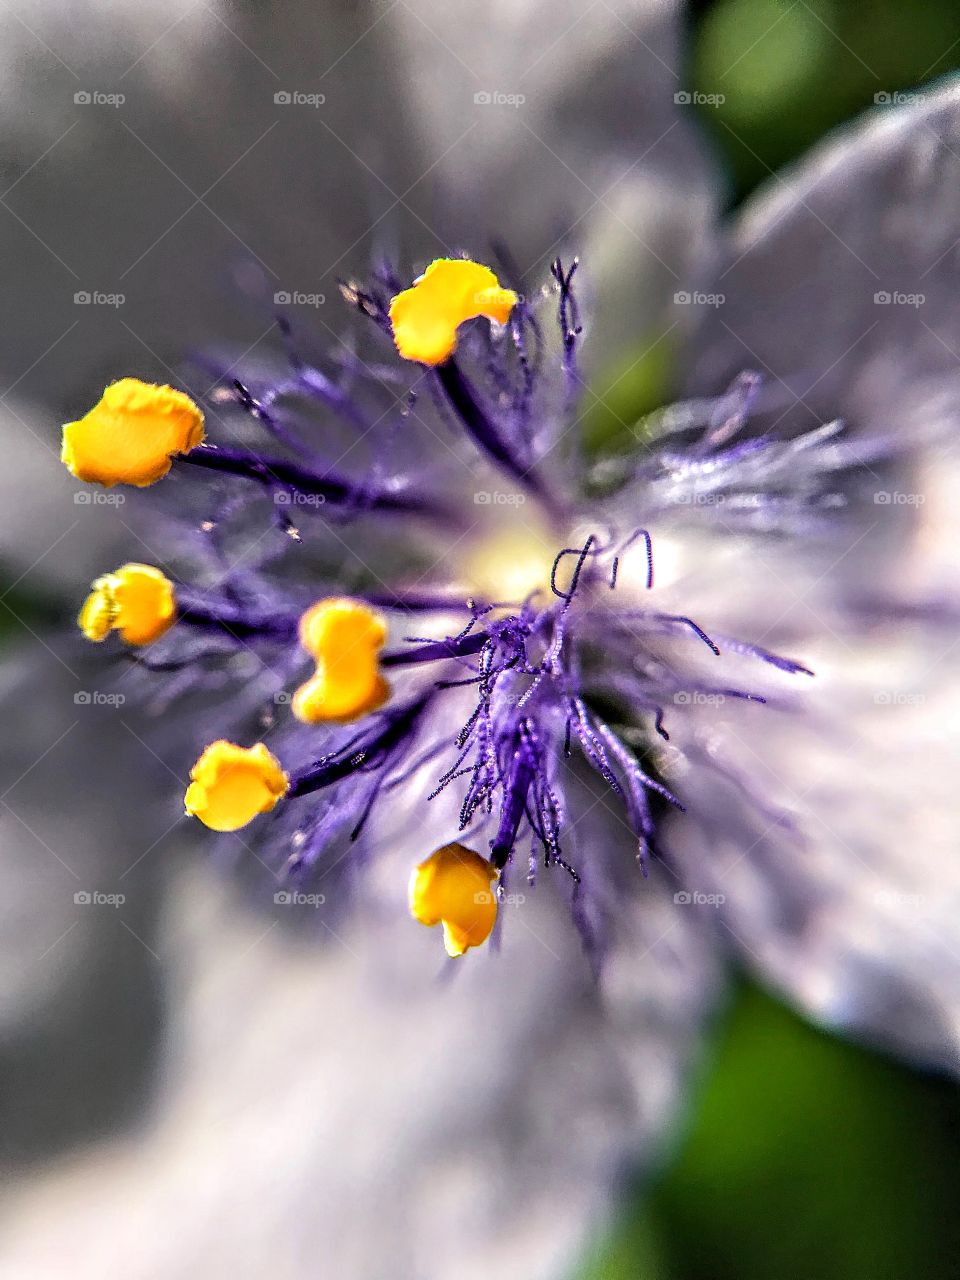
0,0,421,412
1,0,716,587
0,0,421,591
659,83,960,1071
0,750,723,1277
611,500,960,1071
0,643,172,1159
0,0,717,406
0,397,150,588
666,615,960,1074
685,80,960,442
388,0,720,367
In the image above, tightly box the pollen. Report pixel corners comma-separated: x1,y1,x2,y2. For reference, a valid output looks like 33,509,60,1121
78,562,176,646
184,741,289,832
389,259,518,365
408,842,499,957
292,597,390,724
62,378,204,487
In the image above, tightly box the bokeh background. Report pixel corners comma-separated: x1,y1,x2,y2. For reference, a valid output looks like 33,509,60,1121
2,1,959,1277
581,1,960,1274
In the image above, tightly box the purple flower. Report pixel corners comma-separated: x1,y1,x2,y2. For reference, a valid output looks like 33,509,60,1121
1,3,958,1277
82,255,845,972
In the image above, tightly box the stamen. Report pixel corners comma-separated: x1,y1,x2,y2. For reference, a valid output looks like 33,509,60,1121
64,254,829,964
287,694,431,797
175,593,299,641
292,598,390,724
62,379,204,487
184,741,289,831
434,358,548,499
389,259,517,366
408,842,498,957
78,563,176,646
380,631,489,668
178,443,455,523
490,723,538,869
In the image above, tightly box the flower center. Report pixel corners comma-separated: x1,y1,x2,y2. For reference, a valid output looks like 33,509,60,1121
458,512,559,604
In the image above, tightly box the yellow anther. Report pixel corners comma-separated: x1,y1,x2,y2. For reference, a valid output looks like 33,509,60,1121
292,597,390,724
62,378,204,487
389,259,518,365
409,842,499,957
184,741,289,832
78,563,176,646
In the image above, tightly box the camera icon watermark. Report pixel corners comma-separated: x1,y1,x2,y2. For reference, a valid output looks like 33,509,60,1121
74,89,125,108
873,490,925,506
74,690,126,706
674,290,725,308
274,90,325,107
873,690,925,705
873,290,924,307
74,290,125,308
874,90,926,106
673,889,726,907
474,490,526,506
273,290,325,307
74,890,125,907
274,490,325,508
674,90,725,106
671,491,726,506
473,90,525,107
74,490,126,506
274,889,326,907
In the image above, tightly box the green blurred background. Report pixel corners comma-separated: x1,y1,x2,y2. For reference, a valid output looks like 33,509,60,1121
575,2,960,1276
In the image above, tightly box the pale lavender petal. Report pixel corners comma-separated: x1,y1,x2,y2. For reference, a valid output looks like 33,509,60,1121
1,0,715,587
663,615,960,1073
685,82,960,445
0,0,420,413
0,681,722,1275
388,0,719,368
0,644,172,1158
653,84,960,1070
